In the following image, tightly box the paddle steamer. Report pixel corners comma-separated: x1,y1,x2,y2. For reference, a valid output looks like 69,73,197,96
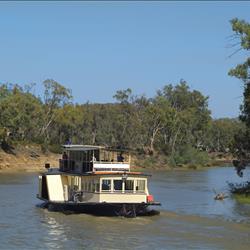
37,145,160,217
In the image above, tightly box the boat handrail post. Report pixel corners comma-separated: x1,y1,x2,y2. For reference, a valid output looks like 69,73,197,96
129,154,131,171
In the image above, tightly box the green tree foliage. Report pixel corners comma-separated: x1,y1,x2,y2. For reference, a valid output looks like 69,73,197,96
206,118,244,153
228,18,250,162
40,79,72,144
0,84,43,142
0,79,242,166
155,81,211,164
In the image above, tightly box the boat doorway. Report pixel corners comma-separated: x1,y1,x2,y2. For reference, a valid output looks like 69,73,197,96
41,176,49,200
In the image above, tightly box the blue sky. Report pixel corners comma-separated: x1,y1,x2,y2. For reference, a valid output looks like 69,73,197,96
0,1,250,118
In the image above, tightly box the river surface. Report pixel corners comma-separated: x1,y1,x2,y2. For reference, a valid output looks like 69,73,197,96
0,167,250,250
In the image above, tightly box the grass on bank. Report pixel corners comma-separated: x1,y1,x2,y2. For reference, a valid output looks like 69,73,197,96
234,194,250,204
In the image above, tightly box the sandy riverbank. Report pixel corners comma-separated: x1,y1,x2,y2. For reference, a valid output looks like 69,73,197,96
0,145,60,172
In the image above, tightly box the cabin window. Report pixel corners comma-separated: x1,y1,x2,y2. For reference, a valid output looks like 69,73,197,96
102,179,111,191
113,180,123,192
78,152,82,161
125,180,134,191
136,180,145,192
73,177,80,188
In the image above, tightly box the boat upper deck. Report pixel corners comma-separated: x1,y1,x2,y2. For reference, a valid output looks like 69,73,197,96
45,168,150,177
58,145,134,174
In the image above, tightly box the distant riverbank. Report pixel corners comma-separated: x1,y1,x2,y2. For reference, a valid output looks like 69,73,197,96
0,144,233,172
132,152,233,171
0,144,60,172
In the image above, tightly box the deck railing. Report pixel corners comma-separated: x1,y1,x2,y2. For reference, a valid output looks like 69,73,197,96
59,159,130,173
93,162,130,172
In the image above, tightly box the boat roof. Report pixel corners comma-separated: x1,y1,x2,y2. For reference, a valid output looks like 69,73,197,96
62,145,105,151
44,169,150,177
62,144,130,152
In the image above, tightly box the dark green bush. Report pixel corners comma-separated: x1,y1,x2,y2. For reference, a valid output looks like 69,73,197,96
170,145,209,167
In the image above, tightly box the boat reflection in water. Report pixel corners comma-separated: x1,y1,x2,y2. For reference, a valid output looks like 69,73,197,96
37,145,160,217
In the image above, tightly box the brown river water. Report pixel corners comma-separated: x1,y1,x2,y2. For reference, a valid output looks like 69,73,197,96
0,167,250,249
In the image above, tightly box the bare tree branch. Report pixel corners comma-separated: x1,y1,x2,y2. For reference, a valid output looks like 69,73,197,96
228,47,243,58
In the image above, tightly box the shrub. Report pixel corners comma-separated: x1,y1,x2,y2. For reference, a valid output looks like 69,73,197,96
170,145,209,167
48,144,62,154
228,181,250,194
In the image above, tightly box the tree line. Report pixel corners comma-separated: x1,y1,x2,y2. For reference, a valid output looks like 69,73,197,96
0,79,244,167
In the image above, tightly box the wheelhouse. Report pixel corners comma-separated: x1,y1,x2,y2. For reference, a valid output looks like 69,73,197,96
59,145,130,173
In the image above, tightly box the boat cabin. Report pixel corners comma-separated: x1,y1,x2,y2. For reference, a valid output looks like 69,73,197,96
38,172,149,204
59,145,130,173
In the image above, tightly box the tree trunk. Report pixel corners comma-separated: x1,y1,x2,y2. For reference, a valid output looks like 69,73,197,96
92,131,96,144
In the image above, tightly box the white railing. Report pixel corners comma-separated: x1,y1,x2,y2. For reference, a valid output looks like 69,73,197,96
93,162,130,171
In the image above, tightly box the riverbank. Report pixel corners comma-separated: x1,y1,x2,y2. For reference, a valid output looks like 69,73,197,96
234,194,250,204
0,144,60,172
132,152,233,171
0,144,233,172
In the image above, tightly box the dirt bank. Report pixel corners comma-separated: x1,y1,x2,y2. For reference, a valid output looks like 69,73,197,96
0,144,60,172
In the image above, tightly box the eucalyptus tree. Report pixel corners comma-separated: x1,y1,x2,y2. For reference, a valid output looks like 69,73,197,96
228,18,250,165
206,118,244,153
229,18,250,126
51,104,83,145
156,81,211,159
40,79,72,145
112,88,138,149
0,84,43,142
